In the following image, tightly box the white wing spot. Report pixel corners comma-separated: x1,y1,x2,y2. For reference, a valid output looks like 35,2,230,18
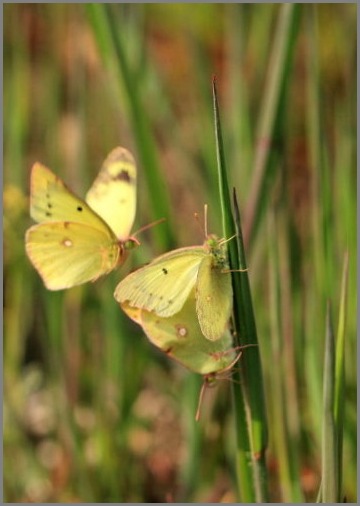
176,325,188,338
62,238,73,247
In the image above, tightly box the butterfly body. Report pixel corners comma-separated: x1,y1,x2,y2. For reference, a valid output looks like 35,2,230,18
25,147,138,290
115,234,233,340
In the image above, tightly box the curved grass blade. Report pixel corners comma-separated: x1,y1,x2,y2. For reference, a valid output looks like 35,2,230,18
213,77,268,502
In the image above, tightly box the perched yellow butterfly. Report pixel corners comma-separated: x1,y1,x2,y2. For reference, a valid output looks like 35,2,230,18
114,218,233,341
25,147,138,290
121,291,236,375
121,289,240,420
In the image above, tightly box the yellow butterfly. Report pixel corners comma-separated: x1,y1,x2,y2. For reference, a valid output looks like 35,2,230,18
121,290,236,375
121,289,242,420
25,147,138,290
114,224,233,341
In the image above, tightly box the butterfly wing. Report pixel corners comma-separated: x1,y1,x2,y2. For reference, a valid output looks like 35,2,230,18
114,247,205,317
196,255,233,341
86,147,137,240
121,292,236,375
25,222,120,290
29,162,115,234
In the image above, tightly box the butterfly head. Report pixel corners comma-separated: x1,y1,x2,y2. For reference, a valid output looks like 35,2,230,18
203,234,229,269
204,234,219,249
123,236,140,251
116,236,140,267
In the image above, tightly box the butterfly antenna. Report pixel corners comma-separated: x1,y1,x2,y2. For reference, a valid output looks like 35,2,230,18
204,204,208,238
193,209,205,237
132,217,166,238
219,233,237,247
195,379,208,422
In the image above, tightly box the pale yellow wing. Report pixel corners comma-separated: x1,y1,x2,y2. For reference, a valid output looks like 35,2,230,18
121,292,236,375
25,222,121,290
86,147,137,240
114,247,206,316
195,255,233,341
29,162,115,235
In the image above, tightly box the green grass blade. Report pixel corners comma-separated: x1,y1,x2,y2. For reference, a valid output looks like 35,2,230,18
267,210,304,502
334,251,349,500
243,3,300,247
213,78,268,502
304,4,327,444
321,302,338,502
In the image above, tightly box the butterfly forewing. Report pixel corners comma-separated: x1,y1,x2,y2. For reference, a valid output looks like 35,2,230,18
196,255,233,341
114,248,205,317
26,222,121,290
30,163,115,236
86,147,137,240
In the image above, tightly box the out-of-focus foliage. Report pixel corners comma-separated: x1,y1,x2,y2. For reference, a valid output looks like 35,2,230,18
4,4,356,502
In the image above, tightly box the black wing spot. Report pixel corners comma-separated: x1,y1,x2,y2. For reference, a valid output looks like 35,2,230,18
162,268,168,275
47,203,52,209
77,205,83,212
116,170,131,182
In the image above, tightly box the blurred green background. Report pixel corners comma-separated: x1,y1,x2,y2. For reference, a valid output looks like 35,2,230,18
3,4,356,502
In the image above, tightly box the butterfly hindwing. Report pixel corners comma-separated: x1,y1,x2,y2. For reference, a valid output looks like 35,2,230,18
121,291,236,375
26,221,121,290
86,147,137,240
195,255,233,341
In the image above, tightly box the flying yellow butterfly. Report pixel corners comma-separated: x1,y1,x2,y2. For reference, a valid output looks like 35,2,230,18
114,216,233,341
25,147,138,290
